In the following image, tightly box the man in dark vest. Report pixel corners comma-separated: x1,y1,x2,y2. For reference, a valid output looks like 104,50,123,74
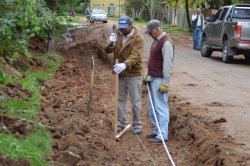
144,20,174,143
192,8,204,50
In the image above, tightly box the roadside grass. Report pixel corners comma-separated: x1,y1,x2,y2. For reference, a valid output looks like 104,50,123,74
39,51,63,73
60,12,82,24
0,51,63,165
0,65,16,85
3,99,35,121
66,16,81,23
161,24,191,35
0,126,51,165
108,16,119,21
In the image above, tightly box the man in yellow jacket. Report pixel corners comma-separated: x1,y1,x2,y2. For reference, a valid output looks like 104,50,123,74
105,16,144,134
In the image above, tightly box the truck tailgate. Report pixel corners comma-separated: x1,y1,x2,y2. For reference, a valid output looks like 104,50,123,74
241,22,250,41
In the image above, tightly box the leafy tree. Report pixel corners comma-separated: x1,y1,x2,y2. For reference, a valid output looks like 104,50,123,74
170,0,214,29
45,0,58,51
184,0,192,29
224,0,232,5
45,0,85,14
0,0,54,59
232,0,250,3
125,0,163,20
143,0,163,19
124,0,145,20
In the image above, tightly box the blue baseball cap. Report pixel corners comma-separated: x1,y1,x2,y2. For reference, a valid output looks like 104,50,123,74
118,16,132,29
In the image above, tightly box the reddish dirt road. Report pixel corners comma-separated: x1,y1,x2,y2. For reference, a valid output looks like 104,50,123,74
38,19,250,165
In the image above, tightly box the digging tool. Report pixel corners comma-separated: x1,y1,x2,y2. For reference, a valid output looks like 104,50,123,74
109,24,117,47
114,59,119,136
87,56,95,116
115,124,132,140
112,24,117,34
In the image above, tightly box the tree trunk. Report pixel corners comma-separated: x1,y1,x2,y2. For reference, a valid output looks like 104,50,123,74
150,0,155,19
185,0,191,29
144,0,154,20
215,0,220,10
47,0,57,52
47,27,55,52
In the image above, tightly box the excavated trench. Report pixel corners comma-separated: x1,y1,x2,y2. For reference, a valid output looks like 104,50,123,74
38,25,249,166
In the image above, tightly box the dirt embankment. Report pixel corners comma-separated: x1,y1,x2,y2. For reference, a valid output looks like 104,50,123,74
37,24,249,166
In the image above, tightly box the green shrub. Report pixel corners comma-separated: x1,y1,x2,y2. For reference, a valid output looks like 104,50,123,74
79,3,85,9
75,7,83,14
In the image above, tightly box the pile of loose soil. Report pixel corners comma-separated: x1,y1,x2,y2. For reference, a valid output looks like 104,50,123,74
169,96,249,165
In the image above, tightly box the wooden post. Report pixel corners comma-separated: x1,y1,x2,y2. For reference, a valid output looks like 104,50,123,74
114,59,119,136
87,56,94,116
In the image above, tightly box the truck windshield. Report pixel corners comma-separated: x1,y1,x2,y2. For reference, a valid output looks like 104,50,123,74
233,8,250,19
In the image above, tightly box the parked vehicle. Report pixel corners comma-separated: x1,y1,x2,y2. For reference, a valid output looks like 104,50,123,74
89,9,108,23
201,4,250,63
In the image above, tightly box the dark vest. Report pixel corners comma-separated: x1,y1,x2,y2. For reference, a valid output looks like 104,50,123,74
192,14,204,29
148,35,172,78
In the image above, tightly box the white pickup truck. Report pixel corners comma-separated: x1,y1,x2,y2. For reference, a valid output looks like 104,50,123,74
201,4,250,63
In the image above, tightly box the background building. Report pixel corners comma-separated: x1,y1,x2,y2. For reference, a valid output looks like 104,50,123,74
89,0,125,17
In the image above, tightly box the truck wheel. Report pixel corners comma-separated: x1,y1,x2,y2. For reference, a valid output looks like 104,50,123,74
244,53,250,63
201,37,212,57
222,40,233,63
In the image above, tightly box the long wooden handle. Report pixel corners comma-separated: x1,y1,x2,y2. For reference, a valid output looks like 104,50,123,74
114,59,119,136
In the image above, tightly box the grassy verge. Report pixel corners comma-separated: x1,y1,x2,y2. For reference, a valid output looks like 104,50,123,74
66,16,81,23
0,127,51,165
59,12,82,24
0,51,63,165
161,24,192,36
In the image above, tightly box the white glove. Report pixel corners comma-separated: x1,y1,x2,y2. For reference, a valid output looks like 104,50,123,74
113,63,127,74
109,33,117,47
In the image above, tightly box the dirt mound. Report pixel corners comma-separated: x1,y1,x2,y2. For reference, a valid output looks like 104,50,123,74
169,96,249,165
